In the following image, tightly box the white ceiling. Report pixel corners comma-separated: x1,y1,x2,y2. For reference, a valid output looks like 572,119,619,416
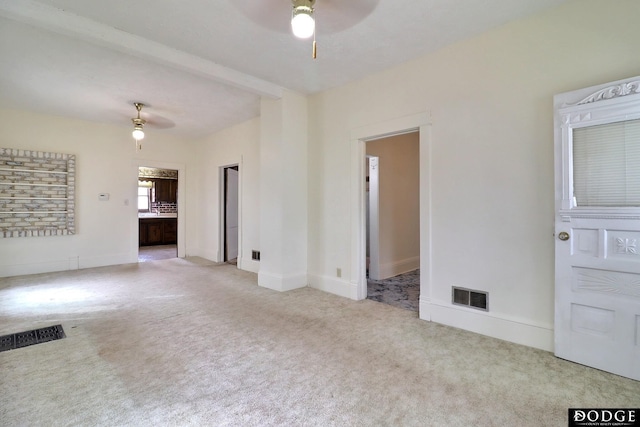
0,0,568,138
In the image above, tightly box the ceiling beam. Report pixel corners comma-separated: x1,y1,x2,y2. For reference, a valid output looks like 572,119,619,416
0,0,283,99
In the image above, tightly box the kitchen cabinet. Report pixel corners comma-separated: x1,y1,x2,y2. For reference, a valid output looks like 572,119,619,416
154,179,177,203
163,218,177,243
139,217,177,246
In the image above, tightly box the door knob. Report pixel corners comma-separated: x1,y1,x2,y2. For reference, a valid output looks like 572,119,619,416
558,231,570,241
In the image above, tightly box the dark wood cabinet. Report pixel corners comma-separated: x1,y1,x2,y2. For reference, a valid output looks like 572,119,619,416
147,221,164,245
139,218,177,246
154,179,177,203
163,218,177,243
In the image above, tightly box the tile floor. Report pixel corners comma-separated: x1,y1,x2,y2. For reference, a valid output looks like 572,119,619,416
367,269,420,312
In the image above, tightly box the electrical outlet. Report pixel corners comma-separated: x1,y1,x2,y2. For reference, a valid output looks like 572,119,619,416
336,268,342,278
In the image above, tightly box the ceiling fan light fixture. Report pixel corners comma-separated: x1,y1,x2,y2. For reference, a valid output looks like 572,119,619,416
131,102,146,141
132,123,145,141
291,0,315,39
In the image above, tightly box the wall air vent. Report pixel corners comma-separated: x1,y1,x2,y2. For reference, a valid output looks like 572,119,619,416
452,286,488,311
251,250,261,261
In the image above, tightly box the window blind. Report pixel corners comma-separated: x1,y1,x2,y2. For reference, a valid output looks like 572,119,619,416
573,119,640,207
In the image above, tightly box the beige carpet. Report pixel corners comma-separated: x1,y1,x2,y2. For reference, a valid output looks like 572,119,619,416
138,244,177,262
0,257,638,426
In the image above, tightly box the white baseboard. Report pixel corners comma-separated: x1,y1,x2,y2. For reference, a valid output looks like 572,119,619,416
308,274,358,300
0,259,69,278
79,253,132,270
0,252,132,278
197,248,218,263
377,256,420,280
238,258,259,274
420,298,554,352
258,270,307,292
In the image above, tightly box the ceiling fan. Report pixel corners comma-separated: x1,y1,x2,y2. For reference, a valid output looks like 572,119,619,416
231,0,380,58
128,102,175,147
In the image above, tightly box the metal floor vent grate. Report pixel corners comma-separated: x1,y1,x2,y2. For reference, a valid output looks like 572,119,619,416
452,286,489,311
0,325,66,353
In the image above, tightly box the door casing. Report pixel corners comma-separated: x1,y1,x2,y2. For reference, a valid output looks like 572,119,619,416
350,112,432,316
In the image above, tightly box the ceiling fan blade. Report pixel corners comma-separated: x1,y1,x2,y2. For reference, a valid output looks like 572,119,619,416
231,0,290,34
230,0,379,35
144,114,175,130
118,103,176,130
315,0,380,33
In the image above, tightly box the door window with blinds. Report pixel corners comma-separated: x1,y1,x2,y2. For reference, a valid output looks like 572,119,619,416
557,79,640,216
572,119,640,207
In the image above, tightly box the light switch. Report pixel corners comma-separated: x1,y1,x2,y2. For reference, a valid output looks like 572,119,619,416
98,193,110,201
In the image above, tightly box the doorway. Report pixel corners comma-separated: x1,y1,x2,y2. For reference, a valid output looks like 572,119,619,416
350,112,431,317
134,163,185,263
222,165,239,264
365,132,420,311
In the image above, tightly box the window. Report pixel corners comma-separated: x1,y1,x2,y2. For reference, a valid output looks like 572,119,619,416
138,181,152,211
556,76,640,216
573,119,640,207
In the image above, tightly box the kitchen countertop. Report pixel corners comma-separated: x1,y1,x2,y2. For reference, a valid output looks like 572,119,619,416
138,213,177,219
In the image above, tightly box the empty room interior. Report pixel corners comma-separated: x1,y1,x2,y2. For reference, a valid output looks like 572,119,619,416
1,0,640,425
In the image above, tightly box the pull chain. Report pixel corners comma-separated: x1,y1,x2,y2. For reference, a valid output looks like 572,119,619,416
312,28,317,59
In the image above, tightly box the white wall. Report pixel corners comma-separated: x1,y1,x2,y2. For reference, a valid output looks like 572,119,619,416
0,109,198,277
366,133,420,279
258,91,308,291
195,117,261,273
307,0,640,351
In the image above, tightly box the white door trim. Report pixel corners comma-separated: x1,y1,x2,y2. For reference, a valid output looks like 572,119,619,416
349,112,432,314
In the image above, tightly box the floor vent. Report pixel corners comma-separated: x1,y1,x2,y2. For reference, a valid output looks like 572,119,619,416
0,325,66,353
251,250,260,261
452,287,489,311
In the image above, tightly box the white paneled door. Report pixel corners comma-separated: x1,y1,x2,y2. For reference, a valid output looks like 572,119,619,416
554,76,640,381
555,218,640,380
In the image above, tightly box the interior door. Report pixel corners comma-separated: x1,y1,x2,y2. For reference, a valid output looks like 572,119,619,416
554,77,640,381
555,217,640,380
225,167,239,261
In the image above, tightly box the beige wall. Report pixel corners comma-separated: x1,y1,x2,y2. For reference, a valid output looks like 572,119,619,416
0,109,198,277
366,132,420,279
307,0,640,350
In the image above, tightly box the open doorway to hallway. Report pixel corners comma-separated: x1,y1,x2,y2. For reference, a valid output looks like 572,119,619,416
221,165,239,266
365,132,420,311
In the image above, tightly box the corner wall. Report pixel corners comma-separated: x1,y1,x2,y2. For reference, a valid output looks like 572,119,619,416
194,117,261,273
